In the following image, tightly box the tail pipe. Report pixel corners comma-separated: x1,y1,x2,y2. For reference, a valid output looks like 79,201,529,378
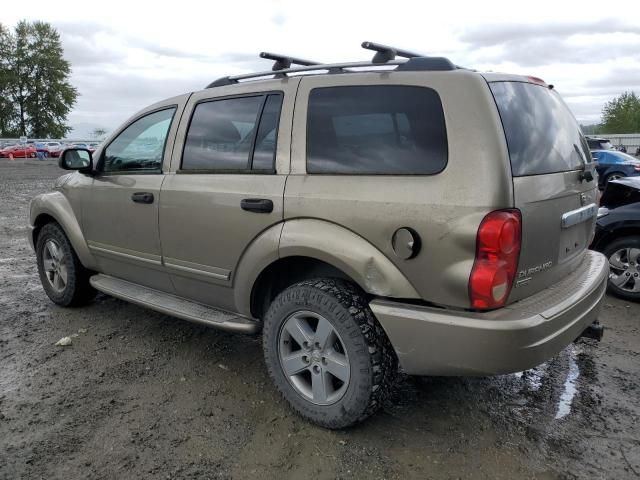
578,321,604,342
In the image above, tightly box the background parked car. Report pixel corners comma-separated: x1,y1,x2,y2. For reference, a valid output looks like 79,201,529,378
45,142,64,157
586,136,613,150
591,177,640,301
592,149,640,187
0,144,37,158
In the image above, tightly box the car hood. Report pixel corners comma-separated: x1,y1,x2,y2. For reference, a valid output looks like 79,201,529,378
600,177,640,209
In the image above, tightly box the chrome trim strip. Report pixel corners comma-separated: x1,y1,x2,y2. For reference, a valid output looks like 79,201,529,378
561,203,597,229
87,242,162,266
164,257,230,281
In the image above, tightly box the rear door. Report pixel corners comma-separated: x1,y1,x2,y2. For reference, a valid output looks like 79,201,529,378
489,80,598,301
159,79,296,311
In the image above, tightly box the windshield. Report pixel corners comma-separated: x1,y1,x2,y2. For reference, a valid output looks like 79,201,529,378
490,81,591,177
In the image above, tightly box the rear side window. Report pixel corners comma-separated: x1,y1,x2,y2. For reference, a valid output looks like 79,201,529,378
306,86,448,174
490,82,591,176
182,93,282,171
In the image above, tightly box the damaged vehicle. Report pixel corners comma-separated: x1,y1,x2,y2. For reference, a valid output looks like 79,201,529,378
592,177,640,301
29,42,607,428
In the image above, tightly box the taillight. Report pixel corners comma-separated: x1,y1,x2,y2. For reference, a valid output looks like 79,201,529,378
634,164,640,172
469,210,522,310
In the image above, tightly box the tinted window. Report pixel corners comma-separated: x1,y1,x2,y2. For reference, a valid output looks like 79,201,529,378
103,108,175,173
588,139,612,150
182,96,264,170
306,86,447,174
252,94,283,171
490,82,591,176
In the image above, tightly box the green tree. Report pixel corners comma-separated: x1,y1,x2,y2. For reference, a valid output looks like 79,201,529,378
0,20,77,138
601,91,640,134
0,23,18,136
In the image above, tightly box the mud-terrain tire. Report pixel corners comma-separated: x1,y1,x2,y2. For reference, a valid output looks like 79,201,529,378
36,222,96,306
602,236,640,301
263,278,397,429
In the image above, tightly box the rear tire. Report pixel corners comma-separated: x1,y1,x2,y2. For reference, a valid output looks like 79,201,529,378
263,278,397,429
36,222,96,306
602,236,640,301
605,172,626,184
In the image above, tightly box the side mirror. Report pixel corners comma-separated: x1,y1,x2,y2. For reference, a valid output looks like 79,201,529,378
59,148,92,173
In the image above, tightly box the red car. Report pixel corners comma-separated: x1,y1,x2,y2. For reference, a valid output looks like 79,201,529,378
0,144,37,158
45,142,64,157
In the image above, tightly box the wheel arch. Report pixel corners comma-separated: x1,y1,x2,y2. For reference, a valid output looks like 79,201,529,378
593,225,640,251
234,219,420,319
30,192,97,270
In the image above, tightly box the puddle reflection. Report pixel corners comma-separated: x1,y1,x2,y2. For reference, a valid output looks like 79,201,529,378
555,347,579,419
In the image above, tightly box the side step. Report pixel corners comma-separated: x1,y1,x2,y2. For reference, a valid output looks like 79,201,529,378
90,274,261,334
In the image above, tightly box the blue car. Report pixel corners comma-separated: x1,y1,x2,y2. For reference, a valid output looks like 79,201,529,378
592,150,640,188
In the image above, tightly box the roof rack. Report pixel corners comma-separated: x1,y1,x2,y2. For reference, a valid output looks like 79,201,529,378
259,52,321,71
205,42,458,88
361,41,422,63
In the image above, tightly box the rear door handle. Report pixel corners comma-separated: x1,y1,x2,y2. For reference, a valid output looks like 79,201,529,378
241,198,273,213
131,192,154,204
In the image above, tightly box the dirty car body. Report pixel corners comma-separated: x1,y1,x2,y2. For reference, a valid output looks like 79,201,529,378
29,45,607,427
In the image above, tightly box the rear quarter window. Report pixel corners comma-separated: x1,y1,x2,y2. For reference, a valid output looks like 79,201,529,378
490,81,591,177
306,85,448,174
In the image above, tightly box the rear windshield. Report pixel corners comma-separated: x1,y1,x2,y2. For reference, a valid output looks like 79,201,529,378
490,81,591,177
587,138,612,150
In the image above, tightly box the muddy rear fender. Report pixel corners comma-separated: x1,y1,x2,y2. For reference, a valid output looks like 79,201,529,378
279,219,420,298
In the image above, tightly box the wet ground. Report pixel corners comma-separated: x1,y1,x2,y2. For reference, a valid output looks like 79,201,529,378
1,159,639,479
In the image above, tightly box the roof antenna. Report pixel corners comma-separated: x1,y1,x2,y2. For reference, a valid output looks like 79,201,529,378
361,41,423,63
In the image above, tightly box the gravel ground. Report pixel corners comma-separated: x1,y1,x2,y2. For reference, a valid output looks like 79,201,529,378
0,159,639,480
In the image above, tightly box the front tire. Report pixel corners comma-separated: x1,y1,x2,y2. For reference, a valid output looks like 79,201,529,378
36,222,96,306
602,236,640,301
263,278,397,429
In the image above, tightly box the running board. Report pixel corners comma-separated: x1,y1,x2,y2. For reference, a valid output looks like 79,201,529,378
90,274,261,334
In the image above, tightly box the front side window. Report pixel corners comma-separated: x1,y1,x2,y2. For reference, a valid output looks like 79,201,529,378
103,107,176,173
306,85,448,174
181,94,282,171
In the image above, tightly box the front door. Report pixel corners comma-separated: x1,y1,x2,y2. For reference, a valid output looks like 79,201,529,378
83,106,180,291
159,79,297,311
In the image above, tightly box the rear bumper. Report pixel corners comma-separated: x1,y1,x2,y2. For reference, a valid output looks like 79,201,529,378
371,250,608,376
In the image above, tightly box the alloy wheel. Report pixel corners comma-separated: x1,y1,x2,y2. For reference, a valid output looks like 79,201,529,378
609,247,640,293
278,310,350,405
42,239,68,293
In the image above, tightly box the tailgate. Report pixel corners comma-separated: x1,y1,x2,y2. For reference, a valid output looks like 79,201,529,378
489,80,598,302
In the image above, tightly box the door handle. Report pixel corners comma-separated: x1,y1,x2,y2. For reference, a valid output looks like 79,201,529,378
131,192,154,204
241,198,273,213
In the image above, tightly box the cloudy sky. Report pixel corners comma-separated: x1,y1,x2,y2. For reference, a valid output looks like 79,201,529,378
4,0,640,137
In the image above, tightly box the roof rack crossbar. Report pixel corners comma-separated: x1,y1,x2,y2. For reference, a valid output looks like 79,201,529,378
205,41,459,88
259,51,321,71
361,41,423,64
